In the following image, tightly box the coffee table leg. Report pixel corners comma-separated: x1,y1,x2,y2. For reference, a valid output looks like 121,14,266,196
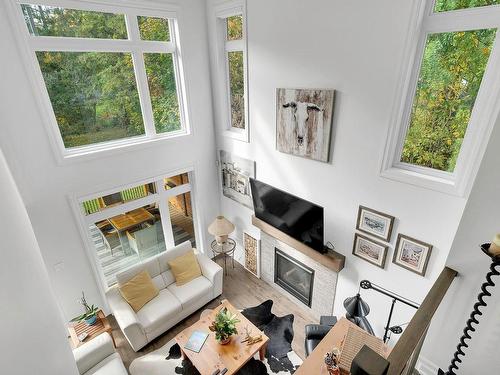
180,346,187,360
259,343,267,361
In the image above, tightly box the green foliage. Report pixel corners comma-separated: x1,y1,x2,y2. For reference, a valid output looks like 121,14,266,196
434,0,500,12
228,51,245,129
401,28,495,172
138,16,170,41
208,307,240,342
226,15,243,41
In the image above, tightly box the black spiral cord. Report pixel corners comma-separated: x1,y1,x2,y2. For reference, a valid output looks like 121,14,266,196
439,244,500,375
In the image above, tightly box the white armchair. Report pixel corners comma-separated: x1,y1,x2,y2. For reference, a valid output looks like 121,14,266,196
106,241,223,351
73,333,127,375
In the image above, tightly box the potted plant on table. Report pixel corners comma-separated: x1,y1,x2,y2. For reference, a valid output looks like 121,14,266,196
209,307,240,345
70,292,99,326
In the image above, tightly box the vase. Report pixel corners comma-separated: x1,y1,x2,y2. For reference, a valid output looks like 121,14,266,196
218,336,231,345
84,314,97,326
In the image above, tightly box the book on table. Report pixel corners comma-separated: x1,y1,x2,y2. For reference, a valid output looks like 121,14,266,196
184,331,209,353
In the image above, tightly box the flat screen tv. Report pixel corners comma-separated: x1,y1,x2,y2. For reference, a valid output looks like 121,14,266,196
250,179,324,252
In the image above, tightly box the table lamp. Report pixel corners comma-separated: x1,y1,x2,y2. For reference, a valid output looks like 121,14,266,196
208,216,235,244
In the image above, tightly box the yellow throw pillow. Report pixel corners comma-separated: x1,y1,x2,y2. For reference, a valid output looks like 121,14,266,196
168,249,202,286
119,270,159,312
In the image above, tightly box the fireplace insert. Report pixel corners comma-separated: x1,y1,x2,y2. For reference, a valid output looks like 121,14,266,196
274,248,314,307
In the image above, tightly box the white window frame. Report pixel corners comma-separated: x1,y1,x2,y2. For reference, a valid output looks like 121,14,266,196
6,0,191,164
213,0,249,142
70,166,206,301
381,0,500,196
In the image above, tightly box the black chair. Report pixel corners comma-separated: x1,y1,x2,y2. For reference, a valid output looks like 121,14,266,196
304,316,337,357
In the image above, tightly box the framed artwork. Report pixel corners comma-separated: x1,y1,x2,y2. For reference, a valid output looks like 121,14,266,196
243,231,260,277
352,233,388,269
219,150,255,209
356,205,395,242
393,234,433,276
276,88,335,162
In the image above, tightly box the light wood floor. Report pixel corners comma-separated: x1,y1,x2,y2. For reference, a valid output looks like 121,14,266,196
109,260,319,371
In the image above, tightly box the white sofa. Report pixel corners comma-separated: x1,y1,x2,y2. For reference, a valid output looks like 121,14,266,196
106,241,223,351
73,333,127,375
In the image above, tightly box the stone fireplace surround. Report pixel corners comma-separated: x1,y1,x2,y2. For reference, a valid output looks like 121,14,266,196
260,231,339,318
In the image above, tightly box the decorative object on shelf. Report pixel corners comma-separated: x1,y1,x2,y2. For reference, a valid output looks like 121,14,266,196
243,231,260,277
324,347,340,375
209,306,240,345
343,291,374,335
356,205,395,242
241,325,262,345
352,233,388,269
393,234,433,276
276,88,335,162
359,279,419,343
219,150,255,209
70,291,99,326
438,241,500,375
211,238,236,276
208,215,235,245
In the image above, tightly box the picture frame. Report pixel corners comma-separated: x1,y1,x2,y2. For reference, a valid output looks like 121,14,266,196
219,150,255,209
352,233,388,269
243,231,260,277
393,234,433,276
356,205,395,242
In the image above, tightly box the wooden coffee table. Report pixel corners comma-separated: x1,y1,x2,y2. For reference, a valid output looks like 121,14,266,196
68,310,115,349
175,300,269,375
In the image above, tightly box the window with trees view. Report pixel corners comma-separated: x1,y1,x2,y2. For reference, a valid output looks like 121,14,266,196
16,2,187,153
215,2,248,142
383,0,500,194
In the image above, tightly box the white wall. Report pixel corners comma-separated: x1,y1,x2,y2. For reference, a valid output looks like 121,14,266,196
419,112,500,373
0,148,79,374
207,0,469,344
0,0,219,321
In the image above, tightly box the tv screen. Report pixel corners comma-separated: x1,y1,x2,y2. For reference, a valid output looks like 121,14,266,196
250,179,324,252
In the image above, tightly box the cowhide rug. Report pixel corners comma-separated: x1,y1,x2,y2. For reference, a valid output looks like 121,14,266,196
129,300,302,374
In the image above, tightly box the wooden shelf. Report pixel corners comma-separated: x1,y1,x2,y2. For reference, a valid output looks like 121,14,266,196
252,215,345,273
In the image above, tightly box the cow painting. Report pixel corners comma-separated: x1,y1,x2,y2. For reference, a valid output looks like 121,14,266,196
276,88,335,162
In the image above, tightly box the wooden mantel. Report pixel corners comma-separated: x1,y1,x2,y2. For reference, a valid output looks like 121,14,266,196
252,215,345,272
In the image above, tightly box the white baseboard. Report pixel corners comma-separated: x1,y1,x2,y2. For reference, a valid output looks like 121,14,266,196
416,356,440,375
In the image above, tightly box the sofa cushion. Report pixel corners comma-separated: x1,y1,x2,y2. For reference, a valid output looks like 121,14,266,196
167,275,212,309
84,353,127,375
158,241,193,273
167,249,202,286
136,288,182,334
116,256,161,287
119,270,159,312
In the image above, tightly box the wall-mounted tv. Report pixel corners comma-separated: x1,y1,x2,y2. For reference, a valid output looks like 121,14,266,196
250,178,324,252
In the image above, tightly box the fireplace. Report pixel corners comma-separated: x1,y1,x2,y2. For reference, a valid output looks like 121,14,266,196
274,248,314,307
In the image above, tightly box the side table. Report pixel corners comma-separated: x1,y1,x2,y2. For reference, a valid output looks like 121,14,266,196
211,238,236,276
68,310,115,349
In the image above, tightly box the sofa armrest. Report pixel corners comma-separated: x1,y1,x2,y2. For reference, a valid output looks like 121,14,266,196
197,253,223,298
73,333,115,374
305,324,332,340
106,287,147,351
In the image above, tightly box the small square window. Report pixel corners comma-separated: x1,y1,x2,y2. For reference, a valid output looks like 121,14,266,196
137,16,170,41
434,0,500,12
226,15,243,41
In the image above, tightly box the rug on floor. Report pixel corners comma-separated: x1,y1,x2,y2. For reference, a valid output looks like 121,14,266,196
129,300,302,375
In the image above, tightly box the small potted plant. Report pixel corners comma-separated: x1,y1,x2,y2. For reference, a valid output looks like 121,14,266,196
209,307,240,345
70,292,99,326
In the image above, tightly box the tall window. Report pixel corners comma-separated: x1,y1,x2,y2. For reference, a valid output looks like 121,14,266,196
215,1,249,142
79,172,197,287
12,2,188,157
382,0,500,195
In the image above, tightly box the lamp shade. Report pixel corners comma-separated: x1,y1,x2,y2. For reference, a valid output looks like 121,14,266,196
208,215,235,244
343,293,370,318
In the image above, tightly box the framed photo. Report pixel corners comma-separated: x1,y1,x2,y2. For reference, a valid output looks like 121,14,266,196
243,231,260,277
393,234,433,276
352,233,388,269
356,205,395,242
219,150,255,209
276,88,335,162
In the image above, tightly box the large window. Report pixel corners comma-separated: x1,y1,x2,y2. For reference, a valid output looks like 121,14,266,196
12,2,188,157
214,1,249,142
382,0,500,195
79,172,197,287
